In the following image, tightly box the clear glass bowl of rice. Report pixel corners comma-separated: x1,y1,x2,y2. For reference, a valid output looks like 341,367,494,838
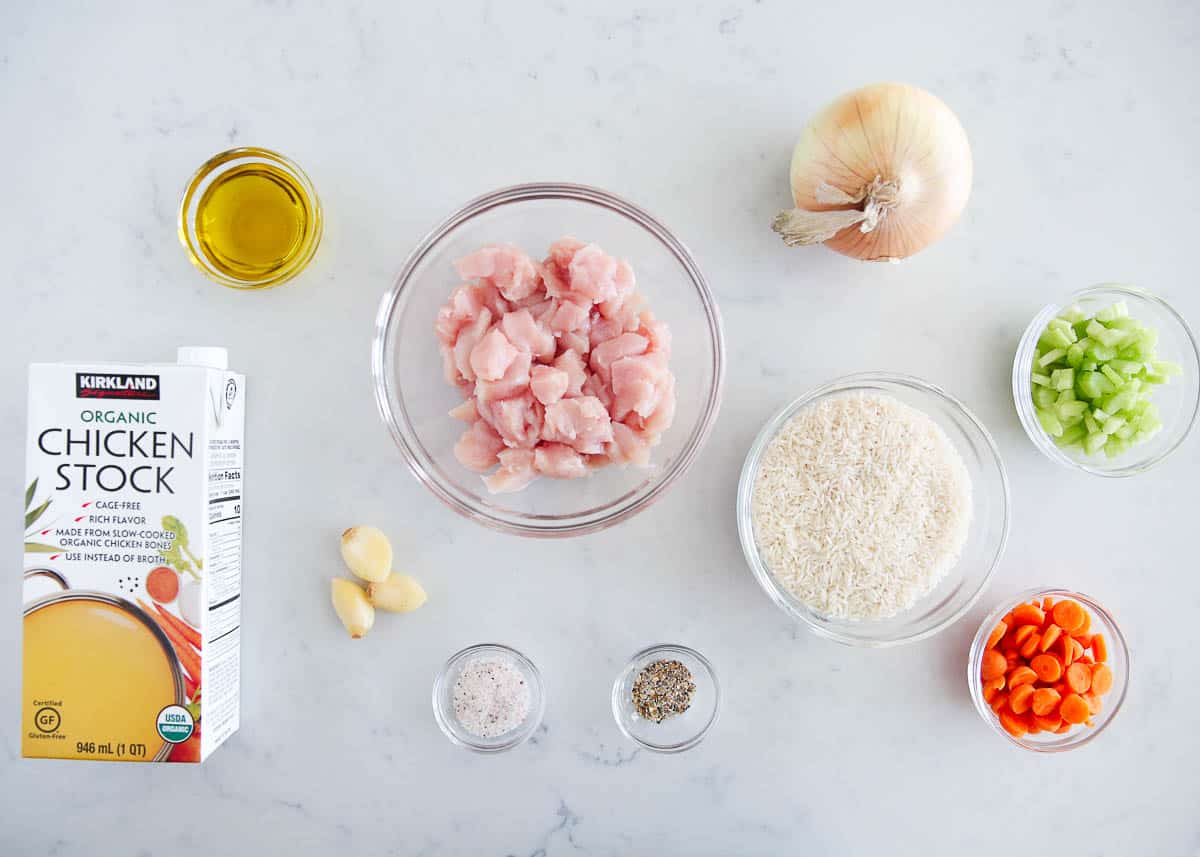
736,372,1010,647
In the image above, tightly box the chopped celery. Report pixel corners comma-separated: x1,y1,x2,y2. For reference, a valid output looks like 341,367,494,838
1038,348,1067,368
1037,408,1064,437
1029,299,1181,459
1056,400,1087,420
1100,364,1124,387
1084,431,1108,455
1051,368,1075,390
1033,387,1058,409
1056,423,1087,447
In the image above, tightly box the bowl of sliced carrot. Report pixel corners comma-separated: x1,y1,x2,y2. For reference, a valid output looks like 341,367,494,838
968,588,1129,752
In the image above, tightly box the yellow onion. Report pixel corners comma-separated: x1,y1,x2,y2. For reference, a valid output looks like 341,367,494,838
772,82,972,262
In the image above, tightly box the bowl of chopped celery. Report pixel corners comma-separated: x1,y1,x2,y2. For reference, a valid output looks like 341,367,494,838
1013,285,1200,477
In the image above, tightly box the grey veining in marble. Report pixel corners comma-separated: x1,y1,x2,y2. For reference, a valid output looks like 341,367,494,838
2,1,1199,854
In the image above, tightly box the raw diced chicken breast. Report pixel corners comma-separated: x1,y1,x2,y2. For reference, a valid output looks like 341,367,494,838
549,300,591,334
534,443,588,479
452,307,493,383
475,350,532,402
553,349,587,398
453,420,505,472
483,393,543,449
589,333,649,382
542,396,613,454
610,353,668,420
608,421,652,467
437,238,676,493
455,245,540,301
530,365,569,405
470,328,520,381
559,331,590,356
500,308,555,361
567,243,619,303
448,399,479,422
483,449,537,493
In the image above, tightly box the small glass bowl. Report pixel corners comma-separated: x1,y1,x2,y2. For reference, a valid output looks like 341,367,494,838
611,644,720,753
1012,284,1200,477
967,588,1129,752
432,643,545,753
372,182,725,538
737,372,1010,647
178,146,322,290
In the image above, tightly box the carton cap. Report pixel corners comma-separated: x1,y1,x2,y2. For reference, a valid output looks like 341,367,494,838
176,346,229,370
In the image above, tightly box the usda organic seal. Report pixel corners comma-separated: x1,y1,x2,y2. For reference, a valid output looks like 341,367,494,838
156,704,195,744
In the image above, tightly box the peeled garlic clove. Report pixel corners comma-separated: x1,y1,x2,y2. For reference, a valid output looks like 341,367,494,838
331,578,375,638
366,573,427,613
339,526,393,583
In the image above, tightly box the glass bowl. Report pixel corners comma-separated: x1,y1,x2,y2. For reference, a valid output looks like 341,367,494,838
736,372,1010,647
967,588,1129,752
431,643,545,753
372,182,725,537
1012,285,1200,477
178,147,322,289
611,644,720,753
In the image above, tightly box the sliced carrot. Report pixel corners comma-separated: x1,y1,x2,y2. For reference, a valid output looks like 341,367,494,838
1083,691,1102,716
1092,633,1108,663
1006,651,1021,670
990,691,1010,714
1091,663,1114,695
983,685,998,703
1039,624,1062,652
1052,680,1068,696
981,649,1007,681
1070,637,1085,664
1012,604,1045,626
1051,600,1085,634
1009,683,1035,714
1008,666,1037,689
983,675,1005,693
1054,721,1071,734
986,621,1008,649
1034,712,1063,732
1013,624,1038,647
1065,662,1092,694
999,708,1028,737
1060,693,1090,724
1019,632,1042,659
1029,653,1063,683
1073,632,1093,649
1060,633,1076,667
1076,609,1091,637
1041,595,1055,612
1031,687,1062,717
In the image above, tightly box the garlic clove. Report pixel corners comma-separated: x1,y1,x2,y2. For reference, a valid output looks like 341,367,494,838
331,578,375,638
366,573,427,614
339,526,393,583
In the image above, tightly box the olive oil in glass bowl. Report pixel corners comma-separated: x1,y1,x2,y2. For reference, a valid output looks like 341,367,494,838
179,147,322,289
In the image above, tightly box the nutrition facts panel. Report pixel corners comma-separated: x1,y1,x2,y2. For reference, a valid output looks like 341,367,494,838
206,439,242,607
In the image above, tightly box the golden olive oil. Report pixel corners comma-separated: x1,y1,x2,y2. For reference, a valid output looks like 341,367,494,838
193,162,316,282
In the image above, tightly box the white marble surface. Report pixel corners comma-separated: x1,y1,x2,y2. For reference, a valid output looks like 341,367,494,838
3,1,1199,854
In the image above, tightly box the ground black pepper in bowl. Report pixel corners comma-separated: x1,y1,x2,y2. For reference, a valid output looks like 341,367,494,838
631,659,696,722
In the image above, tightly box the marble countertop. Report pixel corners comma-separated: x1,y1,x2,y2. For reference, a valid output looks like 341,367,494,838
3,1,1199,854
